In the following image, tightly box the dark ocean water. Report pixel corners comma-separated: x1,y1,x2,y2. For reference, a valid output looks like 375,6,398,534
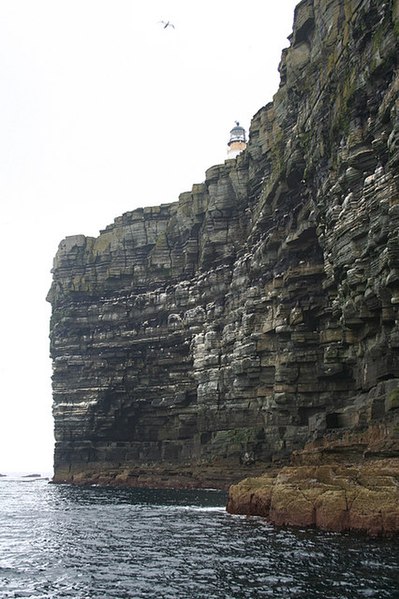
0,477,398,598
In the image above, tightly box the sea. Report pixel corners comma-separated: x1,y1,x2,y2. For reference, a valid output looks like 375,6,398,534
0,475,398,599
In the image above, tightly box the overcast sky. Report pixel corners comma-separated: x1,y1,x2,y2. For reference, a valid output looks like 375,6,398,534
0,0,298,474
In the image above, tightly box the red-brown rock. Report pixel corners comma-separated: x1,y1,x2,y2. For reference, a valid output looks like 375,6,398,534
227,459,399,537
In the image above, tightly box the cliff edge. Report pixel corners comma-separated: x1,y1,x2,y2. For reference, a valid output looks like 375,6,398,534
48,0,399,524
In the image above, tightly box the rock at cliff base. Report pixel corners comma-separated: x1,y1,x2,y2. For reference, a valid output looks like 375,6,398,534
227,459,399,537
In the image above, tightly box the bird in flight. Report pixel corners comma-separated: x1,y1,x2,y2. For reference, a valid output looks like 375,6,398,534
159,20,175,29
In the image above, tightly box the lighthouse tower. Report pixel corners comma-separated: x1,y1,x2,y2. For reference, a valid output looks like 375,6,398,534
227,121,247,159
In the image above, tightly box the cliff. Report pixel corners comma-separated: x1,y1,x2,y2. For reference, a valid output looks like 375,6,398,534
48,0,399,500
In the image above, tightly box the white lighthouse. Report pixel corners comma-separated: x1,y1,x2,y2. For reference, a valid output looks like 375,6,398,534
227,121,247,159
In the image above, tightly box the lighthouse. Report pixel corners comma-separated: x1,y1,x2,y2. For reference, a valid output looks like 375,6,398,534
227,121,247,159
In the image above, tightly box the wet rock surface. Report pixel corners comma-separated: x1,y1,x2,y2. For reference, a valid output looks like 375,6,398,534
227,458,399,536
48,0,399,500
227,415,399,536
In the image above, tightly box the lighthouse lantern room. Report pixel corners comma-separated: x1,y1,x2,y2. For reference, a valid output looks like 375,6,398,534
227,121,247,158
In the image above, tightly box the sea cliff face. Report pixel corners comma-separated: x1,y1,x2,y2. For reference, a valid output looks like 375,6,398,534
48,0,399,494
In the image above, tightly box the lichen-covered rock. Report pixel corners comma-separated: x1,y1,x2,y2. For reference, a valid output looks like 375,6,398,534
48,0,399,489
226,458,399,536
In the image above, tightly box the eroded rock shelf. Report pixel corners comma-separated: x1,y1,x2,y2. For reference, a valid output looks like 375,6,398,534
48,0,399,533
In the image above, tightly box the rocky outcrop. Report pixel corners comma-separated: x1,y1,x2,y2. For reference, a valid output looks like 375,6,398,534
227,415,399,536
226,458,399,537
48,0,399,492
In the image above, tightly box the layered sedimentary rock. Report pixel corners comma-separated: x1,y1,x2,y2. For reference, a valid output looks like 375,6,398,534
49,0,399,493
227,418,399,536
227,458,399,536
